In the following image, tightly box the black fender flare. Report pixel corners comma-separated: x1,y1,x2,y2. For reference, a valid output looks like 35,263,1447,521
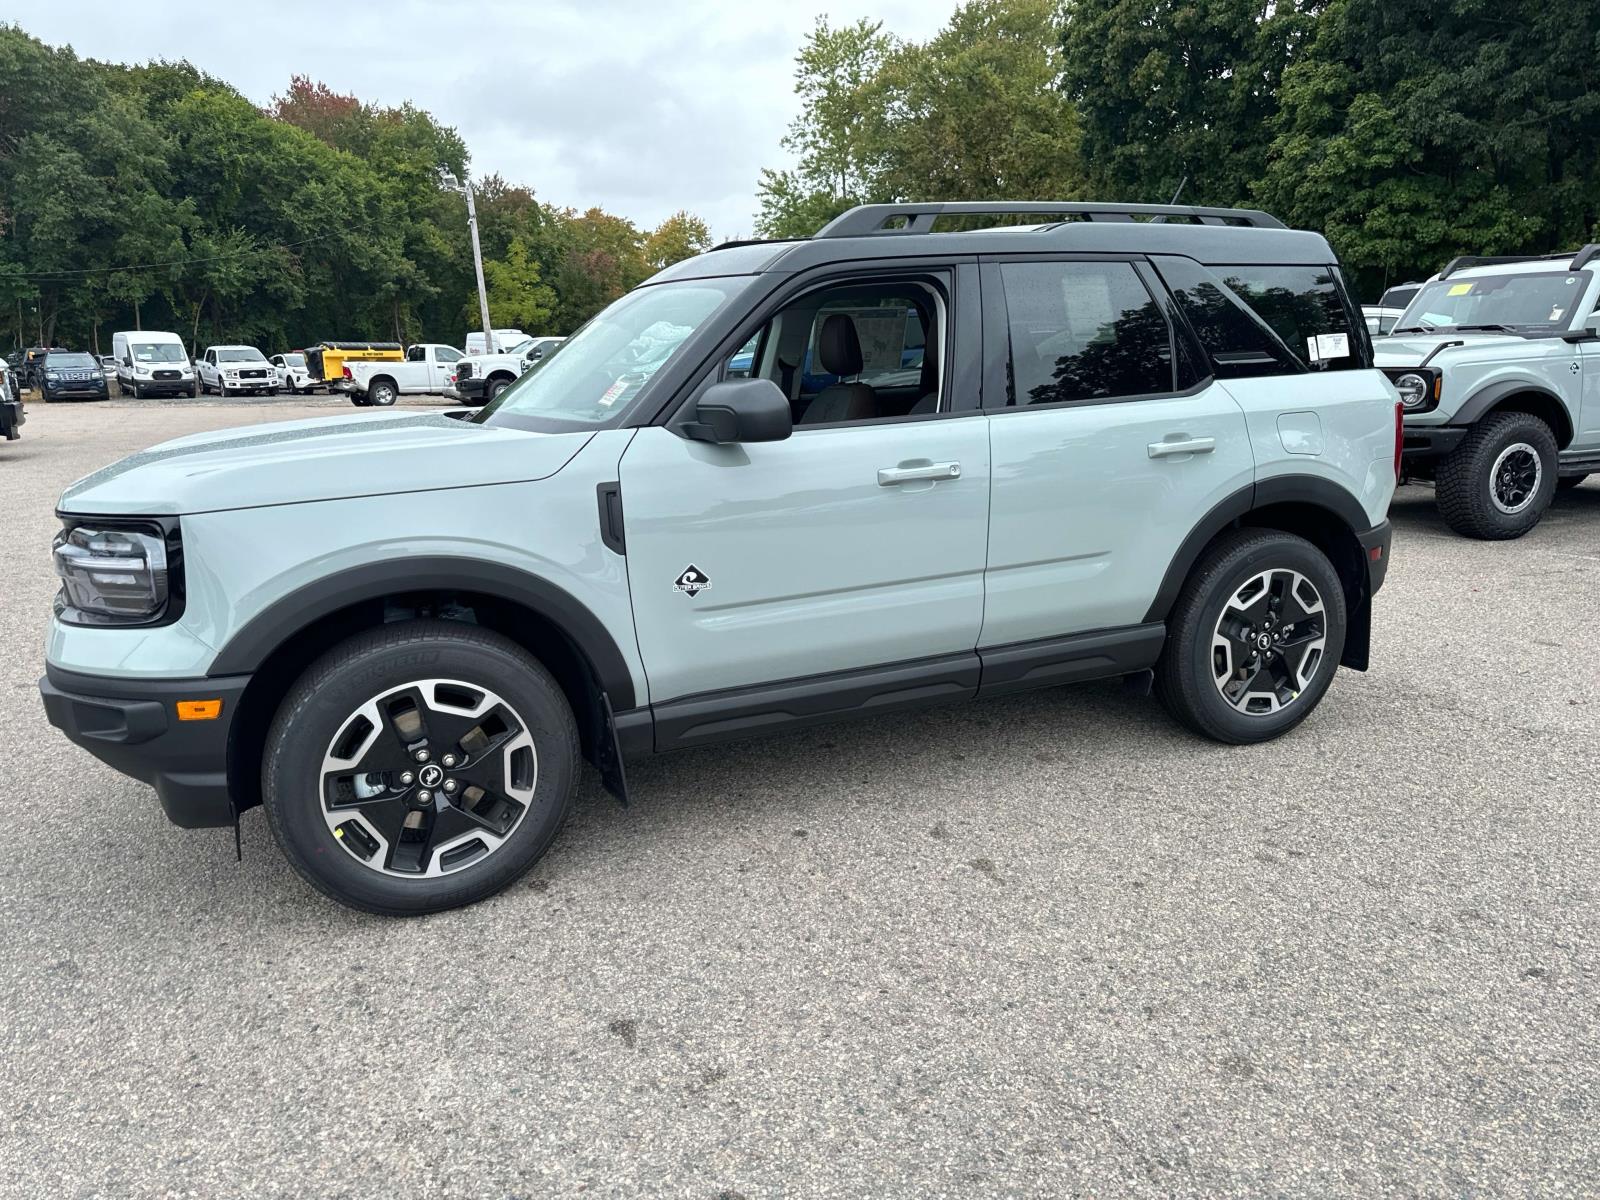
206,556,637,709
1451,380,1572,444
1143,475,1373,626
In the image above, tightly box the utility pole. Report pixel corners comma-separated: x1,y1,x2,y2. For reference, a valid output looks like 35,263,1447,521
442,170,495,352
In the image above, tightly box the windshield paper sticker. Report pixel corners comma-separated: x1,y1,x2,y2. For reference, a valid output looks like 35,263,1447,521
1447,283,1474,296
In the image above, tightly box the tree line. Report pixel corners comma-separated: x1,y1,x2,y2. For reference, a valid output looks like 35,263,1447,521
0,27,710,353
757,0,1600,300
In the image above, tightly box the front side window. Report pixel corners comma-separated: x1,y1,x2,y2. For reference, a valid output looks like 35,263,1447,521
477,278,745,428
999,261,1174,405
1399,270,1593,332
438,347,462,363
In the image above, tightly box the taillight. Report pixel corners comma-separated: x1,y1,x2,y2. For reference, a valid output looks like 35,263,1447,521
1394,401,1404,481
342,365,352,378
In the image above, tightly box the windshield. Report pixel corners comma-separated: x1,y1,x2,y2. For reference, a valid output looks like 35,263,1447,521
476,279,745,427
216,347,267,363
282,353,307,369
1399,270,1592,331
49,353,97,369
132,342,185,363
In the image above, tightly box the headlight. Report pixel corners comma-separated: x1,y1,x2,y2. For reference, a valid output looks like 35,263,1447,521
45,371,59,381
134,365,152,376
52,523,176,625
1394,373,1427,408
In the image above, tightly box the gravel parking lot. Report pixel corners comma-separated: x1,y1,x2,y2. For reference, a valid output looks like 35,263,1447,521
3,397,1598,1198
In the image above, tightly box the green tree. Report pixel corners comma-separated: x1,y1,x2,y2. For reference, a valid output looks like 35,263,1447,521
1257,0,1600,296
644,210,711,270
1059,0,1315,206
475,235,557,332
756,17,896,237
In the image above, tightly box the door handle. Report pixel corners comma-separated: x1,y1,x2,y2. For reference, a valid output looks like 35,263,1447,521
1148,437,1216,459
878,461,962,486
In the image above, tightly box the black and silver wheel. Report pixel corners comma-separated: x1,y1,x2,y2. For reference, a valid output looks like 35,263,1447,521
263,621,578,915
1436,411,1557,539
1155,529,1346,744
486,376,511,401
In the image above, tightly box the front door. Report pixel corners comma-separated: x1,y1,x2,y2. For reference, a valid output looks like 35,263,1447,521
619,417,991,705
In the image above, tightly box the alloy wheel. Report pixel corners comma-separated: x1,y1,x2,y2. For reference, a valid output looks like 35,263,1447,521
1210,568,1327,715
1489,442,1541,515
319,678,537,878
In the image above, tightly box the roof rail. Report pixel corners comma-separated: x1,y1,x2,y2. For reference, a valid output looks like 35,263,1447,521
814,201,1286,238
1439,246,1600,279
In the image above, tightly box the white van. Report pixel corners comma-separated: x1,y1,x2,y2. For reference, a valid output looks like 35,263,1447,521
464,328,528,355
111,331,197,398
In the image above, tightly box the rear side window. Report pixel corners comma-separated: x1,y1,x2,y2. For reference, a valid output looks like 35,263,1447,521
998,261,1175,405
1154,258,1366,377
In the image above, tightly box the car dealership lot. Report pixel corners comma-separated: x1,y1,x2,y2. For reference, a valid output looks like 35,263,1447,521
3,400,1598,1197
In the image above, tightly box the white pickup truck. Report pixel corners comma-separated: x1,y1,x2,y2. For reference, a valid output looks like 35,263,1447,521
344,343,465,407
448,336,565,405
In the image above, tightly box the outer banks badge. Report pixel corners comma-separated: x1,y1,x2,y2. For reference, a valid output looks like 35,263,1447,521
673,565,711,598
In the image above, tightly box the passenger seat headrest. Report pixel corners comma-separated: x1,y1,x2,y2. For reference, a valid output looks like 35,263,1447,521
817,313,865,377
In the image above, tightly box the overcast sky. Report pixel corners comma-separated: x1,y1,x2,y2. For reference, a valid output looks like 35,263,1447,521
14,1,959,238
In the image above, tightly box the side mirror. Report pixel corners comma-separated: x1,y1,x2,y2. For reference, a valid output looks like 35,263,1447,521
1562,312,1600,342
682,378,792,444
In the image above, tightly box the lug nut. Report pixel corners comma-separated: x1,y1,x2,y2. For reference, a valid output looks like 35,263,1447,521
417,789,433,804
400,771,415,785
442,754,456,767
414,749,430,763
443,779,458,794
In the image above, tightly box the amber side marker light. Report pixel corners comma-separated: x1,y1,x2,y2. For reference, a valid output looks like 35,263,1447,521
176,699,223,721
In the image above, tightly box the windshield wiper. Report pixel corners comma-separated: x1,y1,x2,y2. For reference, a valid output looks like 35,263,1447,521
1453,324,1519,334
1392,323,1437,334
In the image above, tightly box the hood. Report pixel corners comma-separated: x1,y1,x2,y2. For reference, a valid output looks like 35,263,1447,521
59,411,593,516
1372,331,1528,366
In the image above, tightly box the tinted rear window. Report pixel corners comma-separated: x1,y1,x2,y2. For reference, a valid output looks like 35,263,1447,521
1153,258,1366,378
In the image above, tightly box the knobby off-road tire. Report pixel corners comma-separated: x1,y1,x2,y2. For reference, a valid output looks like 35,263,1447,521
1155,529,1347,745
262,620,579,916
1436,411,1558,539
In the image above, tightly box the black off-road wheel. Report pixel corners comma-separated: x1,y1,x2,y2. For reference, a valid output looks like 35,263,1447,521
1155,529,1347,745
1436,411,1558,539
262,620,580,916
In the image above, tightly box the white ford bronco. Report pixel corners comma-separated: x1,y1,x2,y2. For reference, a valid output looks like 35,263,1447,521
1376,245,1600,538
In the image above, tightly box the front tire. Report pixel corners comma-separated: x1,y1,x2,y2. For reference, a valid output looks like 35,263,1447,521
262,620,580,916
1155,529,1346,745
486,376,511,401
1436,412,1558,539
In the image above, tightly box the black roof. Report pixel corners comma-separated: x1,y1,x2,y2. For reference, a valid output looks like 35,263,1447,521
656,201,1337,283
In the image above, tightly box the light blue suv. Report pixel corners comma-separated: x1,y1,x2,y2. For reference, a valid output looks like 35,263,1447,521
41,202,1401,915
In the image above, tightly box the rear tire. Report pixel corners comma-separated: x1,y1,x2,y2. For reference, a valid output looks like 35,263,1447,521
1155,529,1346,745
1436,412,1557,539
369,380,397,407
262,620,580,916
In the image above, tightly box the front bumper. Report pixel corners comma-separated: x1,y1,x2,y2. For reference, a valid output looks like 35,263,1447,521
1400,423,1469,463
44,385,110,400
40,664,250,829
457,377,489,403
128,375,195,395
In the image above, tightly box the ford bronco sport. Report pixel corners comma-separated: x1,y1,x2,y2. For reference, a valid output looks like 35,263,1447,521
1376,246,1600,538
40,201,1399,915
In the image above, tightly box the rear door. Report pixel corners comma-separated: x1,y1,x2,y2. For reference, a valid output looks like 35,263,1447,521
978,256,1254,645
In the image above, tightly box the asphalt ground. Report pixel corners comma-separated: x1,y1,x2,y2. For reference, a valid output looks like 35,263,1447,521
3,395,1598,1198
